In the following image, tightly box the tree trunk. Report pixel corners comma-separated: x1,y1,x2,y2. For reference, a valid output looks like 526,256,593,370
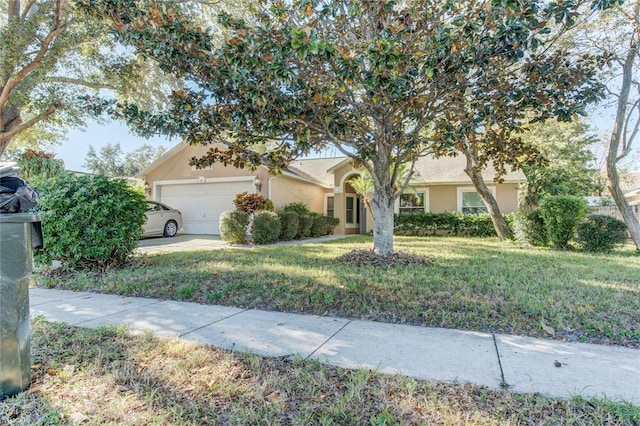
463,148,514,240
606,12,640,251
371,188,395,256
370,147,396,256
0,105,21,156
607,166,640,249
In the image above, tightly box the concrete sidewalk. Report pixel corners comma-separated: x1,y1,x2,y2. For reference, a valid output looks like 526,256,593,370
29,287,640,405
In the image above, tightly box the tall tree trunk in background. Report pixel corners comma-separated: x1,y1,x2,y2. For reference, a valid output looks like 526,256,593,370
463,147,514,240
1,2,21,155
607,7,640,250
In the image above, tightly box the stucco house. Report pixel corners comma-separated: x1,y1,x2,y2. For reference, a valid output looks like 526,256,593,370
137,142,525,235
622,173,640,205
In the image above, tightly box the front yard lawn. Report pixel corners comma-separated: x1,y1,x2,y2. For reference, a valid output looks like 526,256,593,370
35,235,640,347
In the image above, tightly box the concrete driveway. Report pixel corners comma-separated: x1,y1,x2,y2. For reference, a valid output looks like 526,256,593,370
137,233,350,255
137,234,229,254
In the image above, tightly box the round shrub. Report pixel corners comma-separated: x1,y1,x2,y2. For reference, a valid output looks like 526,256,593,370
278,211,299,240
320,216,339,235
36,174,146,270
220,210,249,244
296,214,314,239
309,214,325,238
233,192,271,214
575,214,628,252
252,210,281,245
283,202,310,215
539,195,587,249
513,209,548,246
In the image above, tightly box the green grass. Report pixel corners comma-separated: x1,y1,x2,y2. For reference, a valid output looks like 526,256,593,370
2,319,637,425
35,235,640,346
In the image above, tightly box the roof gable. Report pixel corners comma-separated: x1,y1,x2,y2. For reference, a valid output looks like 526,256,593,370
286,157,346,187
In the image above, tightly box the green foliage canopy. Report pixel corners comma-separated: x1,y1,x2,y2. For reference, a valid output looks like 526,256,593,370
519,119,602,206
78,0,620,255
0,0,179,156
83,142,165,177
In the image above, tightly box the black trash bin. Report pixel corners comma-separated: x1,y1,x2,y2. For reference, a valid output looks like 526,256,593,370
0,169,42,400
0,213,43,400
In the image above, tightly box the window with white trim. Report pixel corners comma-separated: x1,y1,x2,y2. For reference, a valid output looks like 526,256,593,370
344,195,357,225
394,190,429,214
399,192,425,215
326,196,335,218
457,187,494,214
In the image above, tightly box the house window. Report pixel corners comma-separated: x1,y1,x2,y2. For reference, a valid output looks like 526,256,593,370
326,196,335,218
344,195,356,225
457,187,494,214
399,193,425,215
395,189,429,214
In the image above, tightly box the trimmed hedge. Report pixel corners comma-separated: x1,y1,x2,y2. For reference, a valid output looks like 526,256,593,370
394,212,513,237
296,214,314,239
539,195,586,249
575,214,628,252
252,210,281,245
278,211,299,241
220,210,249,244
36,174,146,270
320,215,340,235
513,208,548,246
284,202,310,215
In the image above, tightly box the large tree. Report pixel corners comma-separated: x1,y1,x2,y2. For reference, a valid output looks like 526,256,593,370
0,0,178,158
599,0,640,250
519,119,601,206
81,0,617,255
83,142,165,177
564,0,640,250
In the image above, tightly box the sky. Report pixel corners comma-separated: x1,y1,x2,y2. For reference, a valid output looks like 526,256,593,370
54,106,636,173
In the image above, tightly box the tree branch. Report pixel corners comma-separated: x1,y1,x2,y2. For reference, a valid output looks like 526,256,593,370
0,104,59,144
21,0,37,19
43,77,116,90
619,97,640,161
0,15,69,112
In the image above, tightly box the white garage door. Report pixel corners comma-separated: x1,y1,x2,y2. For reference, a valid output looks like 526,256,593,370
158,180,254,235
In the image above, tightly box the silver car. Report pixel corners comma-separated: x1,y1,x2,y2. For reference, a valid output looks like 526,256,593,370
143,201,182,238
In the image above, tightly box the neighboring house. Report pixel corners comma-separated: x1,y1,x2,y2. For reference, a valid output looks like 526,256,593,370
137,142,525,235
622,172,640,205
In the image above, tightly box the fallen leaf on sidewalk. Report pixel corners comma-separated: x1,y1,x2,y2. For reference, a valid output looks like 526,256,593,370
541,321,555,336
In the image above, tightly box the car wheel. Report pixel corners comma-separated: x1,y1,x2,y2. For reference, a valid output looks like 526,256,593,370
163,220,178,237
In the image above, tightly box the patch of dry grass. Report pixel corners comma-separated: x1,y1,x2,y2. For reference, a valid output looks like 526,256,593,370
1,320,638,425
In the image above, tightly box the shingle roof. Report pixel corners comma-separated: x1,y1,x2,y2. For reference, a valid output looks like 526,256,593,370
291,154,526,185
411,155,526,184
286,157,346,187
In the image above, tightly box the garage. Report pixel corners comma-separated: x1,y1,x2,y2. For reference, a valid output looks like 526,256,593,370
155,177,254,235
